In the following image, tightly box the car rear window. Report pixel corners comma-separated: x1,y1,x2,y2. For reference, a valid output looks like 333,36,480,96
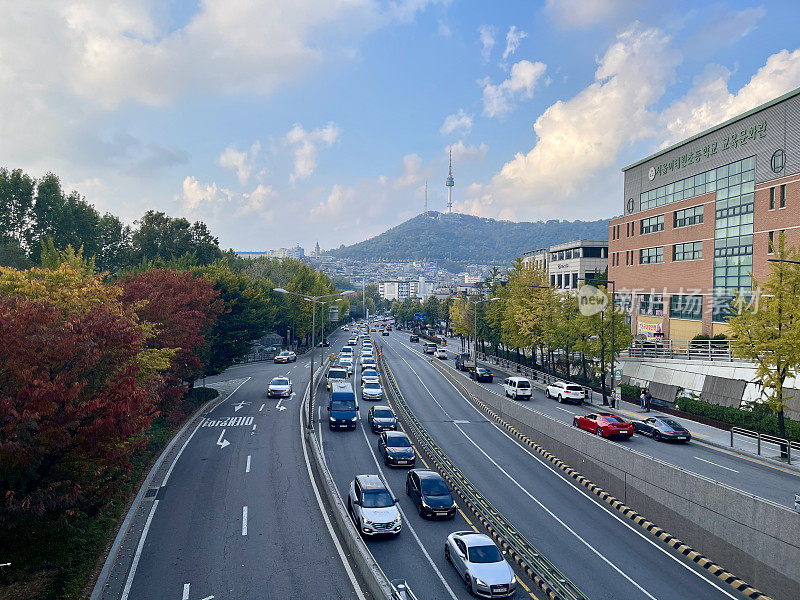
662,419,684,430
516,380,530,388
603,416,623,423
566,385,583,392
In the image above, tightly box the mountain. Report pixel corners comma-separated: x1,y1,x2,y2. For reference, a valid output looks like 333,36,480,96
329,211,611,271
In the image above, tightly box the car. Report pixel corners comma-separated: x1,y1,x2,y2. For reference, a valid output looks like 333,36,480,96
368,405,397,432
545,381,585,404
362,381,384,401
338,357,354,374
371,327,377,332
444,532,517,598
573,412,634,439
340,346,354,357
405,469,456,519
361,370,380,386
382,330,390,336
347,338,358,347
328,382,358,430
273,350,297,363
633,416,692,442
470,367,493,383
326,367,348,390
361,357,377,371
267,376,292,398
503,377,532,400
318,338,330,347
423,341,437,354
435,347,448,359
410,334,419,342
377,431,416,467
455,353,471,371
387,326,392,331
348,474,401,536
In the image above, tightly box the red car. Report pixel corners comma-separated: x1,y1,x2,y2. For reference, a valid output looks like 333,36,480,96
573,412,634,440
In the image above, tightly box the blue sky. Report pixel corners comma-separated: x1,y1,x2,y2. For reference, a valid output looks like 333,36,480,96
2,1,799,252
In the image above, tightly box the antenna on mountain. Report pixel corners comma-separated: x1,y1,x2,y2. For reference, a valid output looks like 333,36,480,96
424,181,428,215
445,146,454,213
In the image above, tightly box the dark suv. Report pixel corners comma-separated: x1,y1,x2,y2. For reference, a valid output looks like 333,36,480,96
409,334,419,342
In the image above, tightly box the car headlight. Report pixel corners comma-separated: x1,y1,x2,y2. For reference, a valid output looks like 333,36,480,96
474,578,487,587
329,416,335,421
392,514,401,524
420,499,430,509
350,416,357,421
362,518,373,525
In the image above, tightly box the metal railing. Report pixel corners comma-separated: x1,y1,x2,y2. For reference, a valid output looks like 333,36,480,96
622,339,736,361
379,355,586,600
730,427,800,464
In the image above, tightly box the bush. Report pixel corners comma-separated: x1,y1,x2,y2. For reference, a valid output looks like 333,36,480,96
620,383,642,401
675,395,800,443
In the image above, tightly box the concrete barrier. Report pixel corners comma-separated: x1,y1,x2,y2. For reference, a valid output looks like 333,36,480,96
434,362,800,600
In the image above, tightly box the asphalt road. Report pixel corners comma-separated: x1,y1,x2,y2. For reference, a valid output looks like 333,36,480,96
121,330,364,600
377,330,750,600
423,336,800,508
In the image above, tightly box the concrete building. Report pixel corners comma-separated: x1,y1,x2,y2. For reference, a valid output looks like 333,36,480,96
609,86,800,340
378,280,420,301
521,247,549,271
236,244,304,260
548,240,608,290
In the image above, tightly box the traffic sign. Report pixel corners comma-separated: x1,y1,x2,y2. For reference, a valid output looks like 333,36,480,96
414,313,427,321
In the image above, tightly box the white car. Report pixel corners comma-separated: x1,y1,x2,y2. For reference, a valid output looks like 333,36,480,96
444,531,516,598
545,381,585,404
362,381,383,400
267,376,292,398
361,369,380,386
273,350,296,364
503,377,532,400
348,474,401,536
435,348,448,360
339,357,354,374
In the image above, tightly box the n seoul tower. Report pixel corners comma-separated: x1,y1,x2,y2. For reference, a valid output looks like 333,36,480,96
445,146,454,213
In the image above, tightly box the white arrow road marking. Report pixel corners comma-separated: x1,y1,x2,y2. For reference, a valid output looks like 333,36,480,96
242,506,248,535
216,429,230,449
232,400,251,412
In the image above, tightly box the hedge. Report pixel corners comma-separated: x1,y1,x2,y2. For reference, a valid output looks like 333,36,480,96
620,383,642,401
675,395,800,443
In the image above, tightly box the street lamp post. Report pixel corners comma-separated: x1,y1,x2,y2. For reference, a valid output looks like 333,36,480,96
579,278,616,407
466,296,500,369
273,288,354,430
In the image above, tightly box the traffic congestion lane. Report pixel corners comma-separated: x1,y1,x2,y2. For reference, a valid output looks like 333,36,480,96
125,331,363,600
404,337,800,507
380,332,747,600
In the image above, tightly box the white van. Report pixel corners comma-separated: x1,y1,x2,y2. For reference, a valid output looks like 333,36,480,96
503,377,532,400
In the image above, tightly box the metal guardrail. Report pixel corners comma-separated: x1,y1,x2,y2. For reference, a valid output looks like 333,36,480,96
730,427,800,464
622,339,736,361
379,354,586,600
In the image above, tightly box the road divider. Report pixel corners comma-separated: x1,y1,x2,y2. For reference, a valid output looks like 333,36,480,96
378,354,587,600
428,358,793,600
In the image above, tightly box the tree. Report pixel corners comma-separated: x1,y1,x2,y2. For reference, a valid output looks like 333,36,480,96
128,210,223,267
0,168,35,247
729,234,800,441
423,296,440,328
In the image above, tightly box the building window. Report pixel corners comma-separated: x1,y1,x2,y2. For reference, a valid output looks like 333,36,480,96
780,184,786,208
770,187,775,210
640,215,664,234
670,295,703,320
640,246,663,264
583,247,604,258
768,231,775,254
674,205,704,228
713,157,755,291
673,241,703,262
638,294,664,317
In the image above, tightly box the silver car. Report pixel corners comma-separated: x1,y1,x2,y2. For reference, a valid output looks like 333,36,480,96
362,381,383,400
273,350,296,363
267,376,292,398
445,532,516,598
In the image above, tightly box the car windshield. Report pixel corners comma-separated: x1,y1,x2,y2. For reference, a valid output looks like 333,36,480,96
516,381,530,388
387,435,411,447
374,408,394,418
467,544,502,563
420,477,449,496
272,378,289,385
331,399,355,411
662,419,684,430
362,489,394,508
365,382,381,390
278,352,289,356
363,369,377,376
329,371,346,378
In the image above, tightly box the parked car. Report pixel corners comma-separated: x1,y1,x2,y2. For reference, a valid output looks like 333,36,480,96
405,469,456,519
362,381,384,401
274,350,297,364
455,353,471,371
435,347,448,359
348,474,401,536
545,381,585,404
573,412,634,439
503,377,532,400
444,532,517,598
410,334,419,342
633,416,692,442
267,376,292,398
368,405,397,432
470,367,493,383
377,431,416,467
327,367,349,390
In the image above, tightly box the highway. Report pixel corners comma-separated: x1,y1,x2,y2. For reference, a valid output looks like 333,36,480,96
112,329,366,600
425,335,800,508
368,330,752,600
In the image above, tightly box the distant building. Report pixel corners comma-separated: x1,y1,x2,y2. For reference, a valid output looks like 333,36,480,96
378,280,421,301
548,240,608,290
521,247,549,271
236,244,305,260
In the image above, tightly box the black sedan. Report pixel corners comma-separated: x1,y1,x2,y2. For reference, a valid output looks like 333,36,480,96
377,431,416,467
409,335,419,342
405,469,456,519
470,366,493,383
633,416,692,442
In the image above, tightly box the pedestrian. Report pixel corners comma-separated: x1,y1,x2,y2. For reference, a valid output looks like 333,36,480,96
640,389,646,411
644,389,652,412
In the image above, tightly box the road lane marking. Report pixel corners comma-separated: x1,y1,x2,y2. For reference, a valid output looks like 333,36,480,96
393,349,741,600
259,403,265,412
694,457,739,473
300,391,366,600
215,429,230,449
246,455,251,473
120,500,159,600
182,583,190,600
358,423,460,600
242,506,248,535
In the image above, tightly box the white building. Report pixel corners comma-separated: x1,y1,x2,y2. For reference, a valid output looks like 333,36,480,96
236,244,305,260
548,240,608,290
378,280,421,301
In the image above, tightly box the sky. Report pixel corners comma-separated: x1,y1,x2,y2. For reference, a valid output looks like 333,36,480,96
2,0,800,252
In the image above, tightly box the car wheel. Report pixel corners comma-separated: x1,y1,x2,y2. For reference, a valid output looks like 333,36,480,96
445,544,451,563
653,431,662,442
596,427,604,437
557,394,563,403
573,418,579,427
405,481,410,496
464,573,473,595
417,501,424,517
545,389,550,398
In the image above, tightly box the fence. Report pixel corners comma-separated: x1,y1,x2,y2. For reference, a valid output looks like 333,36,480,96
730,427,800,464
622,339,736,361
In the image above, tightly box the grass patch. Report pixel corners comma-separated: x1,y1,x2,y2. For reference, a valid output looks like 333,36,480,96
0,387,218,600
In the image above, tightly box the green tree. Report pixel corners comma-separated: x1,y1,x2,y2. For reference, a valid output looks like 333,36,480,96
423,295,440,328
0,168,35,246
129,210,222,267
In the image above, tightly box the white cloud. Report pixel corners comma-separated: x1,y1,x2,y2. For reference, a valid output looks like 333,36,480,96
311,184,357,219
502,26,527,60
177,175,275,218
660,48,800,145
484,24,677,219
543,0,640,29
478,25,496,62
449,140,488,162
440,109,473,135
238,183,276,216
178,176,229,213
481,60,547,118
285,122,340,182
218,141,261,185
